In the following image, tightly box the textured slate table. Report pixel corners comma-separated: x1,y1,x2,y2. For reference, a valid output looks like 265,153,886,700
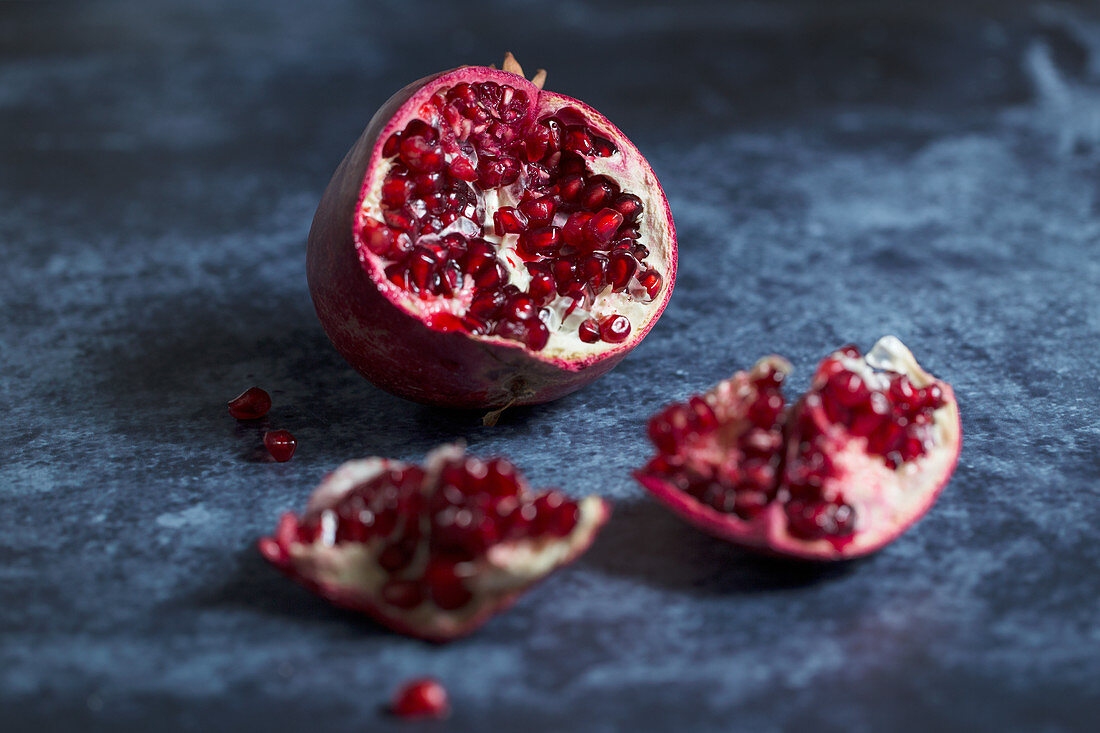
3,1,1098,730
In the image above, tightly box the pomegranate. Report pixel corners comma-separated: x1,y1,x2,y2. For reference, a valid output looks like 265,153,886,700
391,678,450,719
258,444,610,641
307,54,676,408
635,336,961,560
227,386,271,420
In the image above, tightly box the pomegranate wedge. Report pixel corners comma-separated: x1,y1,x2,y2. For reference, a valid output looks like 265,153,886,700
307,54,676,408
260,444,610,641
635,336,961,560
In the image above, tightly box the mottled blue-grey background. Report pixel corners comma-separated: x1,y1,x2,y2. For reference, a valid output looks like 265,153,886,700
2,0,1098,730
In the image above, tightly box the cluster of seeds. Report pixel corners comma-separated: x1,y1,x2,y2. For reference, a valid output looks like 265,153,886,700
645,347,948,542
296,455,580,612
646,365,787,521
359,80,663,351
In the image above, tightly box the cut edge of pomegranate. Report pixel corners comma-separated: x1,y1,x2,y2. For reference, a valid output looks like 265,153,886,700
258,445,612,641
350,65,676,372
635,337,962,560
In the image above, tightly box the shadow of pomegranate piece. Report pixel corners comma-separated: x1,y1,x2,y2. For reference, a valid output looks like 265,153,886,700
585,499,855,595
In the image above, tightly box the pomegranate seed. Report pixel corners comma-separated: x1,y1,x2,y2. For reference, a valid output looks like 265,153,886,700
518,196,556,227
502,295,536,321
611,193,643,223
591,136,617,156
391,678,450,719
580,254,607,289
361,219,397,256
449,155,478,181
607,251,638,291
400,136,445,173
551,259,576,291
382,207,416,232
563,126,593,154
518,226,561,257
558,173,586,202
562,212,593,247
523,319,550,350
587,208,624,244
578,318,600,343
581,178,617,211
474,260,507,289
402,119,437,142
227,387,271,420
407,247,439,292
477,156,520,188
382,132,402,157
381,579,423,609
463,238,496,274
381,177,413,208
638,269,663,299
598,314,631,343
493,206,528,235
263,430,296,462
425,560,472,610
527,271,555,304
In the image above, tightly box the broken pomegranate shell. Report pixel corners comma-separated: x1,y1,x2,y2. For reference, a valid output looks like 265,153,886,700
635,336,961,560
259,444,610,641
306,55,676,408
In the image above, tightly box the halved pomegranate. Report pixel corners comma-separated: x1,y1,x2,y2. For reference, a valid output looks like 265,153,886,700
635,336,961,560
259,444,610,641
307,54,676,408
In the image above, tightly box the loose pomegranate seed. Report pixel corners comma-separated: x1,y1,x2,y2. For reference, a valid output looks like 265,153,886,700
263,430,296,462
598,314,631,343
391,678,450,719
228,387,271,420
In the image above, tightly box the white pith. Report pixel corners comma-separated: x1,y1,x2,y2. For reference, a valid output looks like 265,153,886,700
357,82,671,361
282,445,607,633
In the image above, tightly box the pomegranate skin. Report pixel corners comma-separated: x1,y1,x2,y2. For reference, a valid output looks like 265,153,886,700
306,66,677,408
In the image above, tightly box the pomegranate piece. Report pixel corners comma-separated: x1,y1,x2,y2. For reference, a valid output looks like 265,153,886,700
391,678,450,719
635,337,962,560
307,54,677,408
227,387,271,420
259,444,611,641
263,430,297,462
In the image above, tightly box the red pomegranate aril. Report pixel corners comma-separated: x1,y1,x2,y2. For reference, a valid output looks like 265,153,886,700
562,212,593,247
578,318,600,343
381,177,413,208
580,254,607,289
462,238,495,274
527,270,555,304
563,125,593,154
551,259,576,290
228,386,272,420
581,178,617,211
612,193,643,223
468,288,505,320
518,196,556,227
558,173,586,202
523,125,552,162
449,155,478,182
402,118,437,142
264,430,297,462
361,219,397,256
591,136,617,156
493,206,528,236
474,260,507,289
587,208,624,244
523,319,550,350
400,136,445,173
391,678,450,719
502,295,536,322
518,226,561,257
638,269,663,299
598,314,631,343
382,133,402,157
607,251,638,291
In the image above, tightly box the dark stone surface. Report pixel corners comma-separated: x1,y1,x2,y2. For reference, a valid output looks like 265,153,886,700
2,1,1098,730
